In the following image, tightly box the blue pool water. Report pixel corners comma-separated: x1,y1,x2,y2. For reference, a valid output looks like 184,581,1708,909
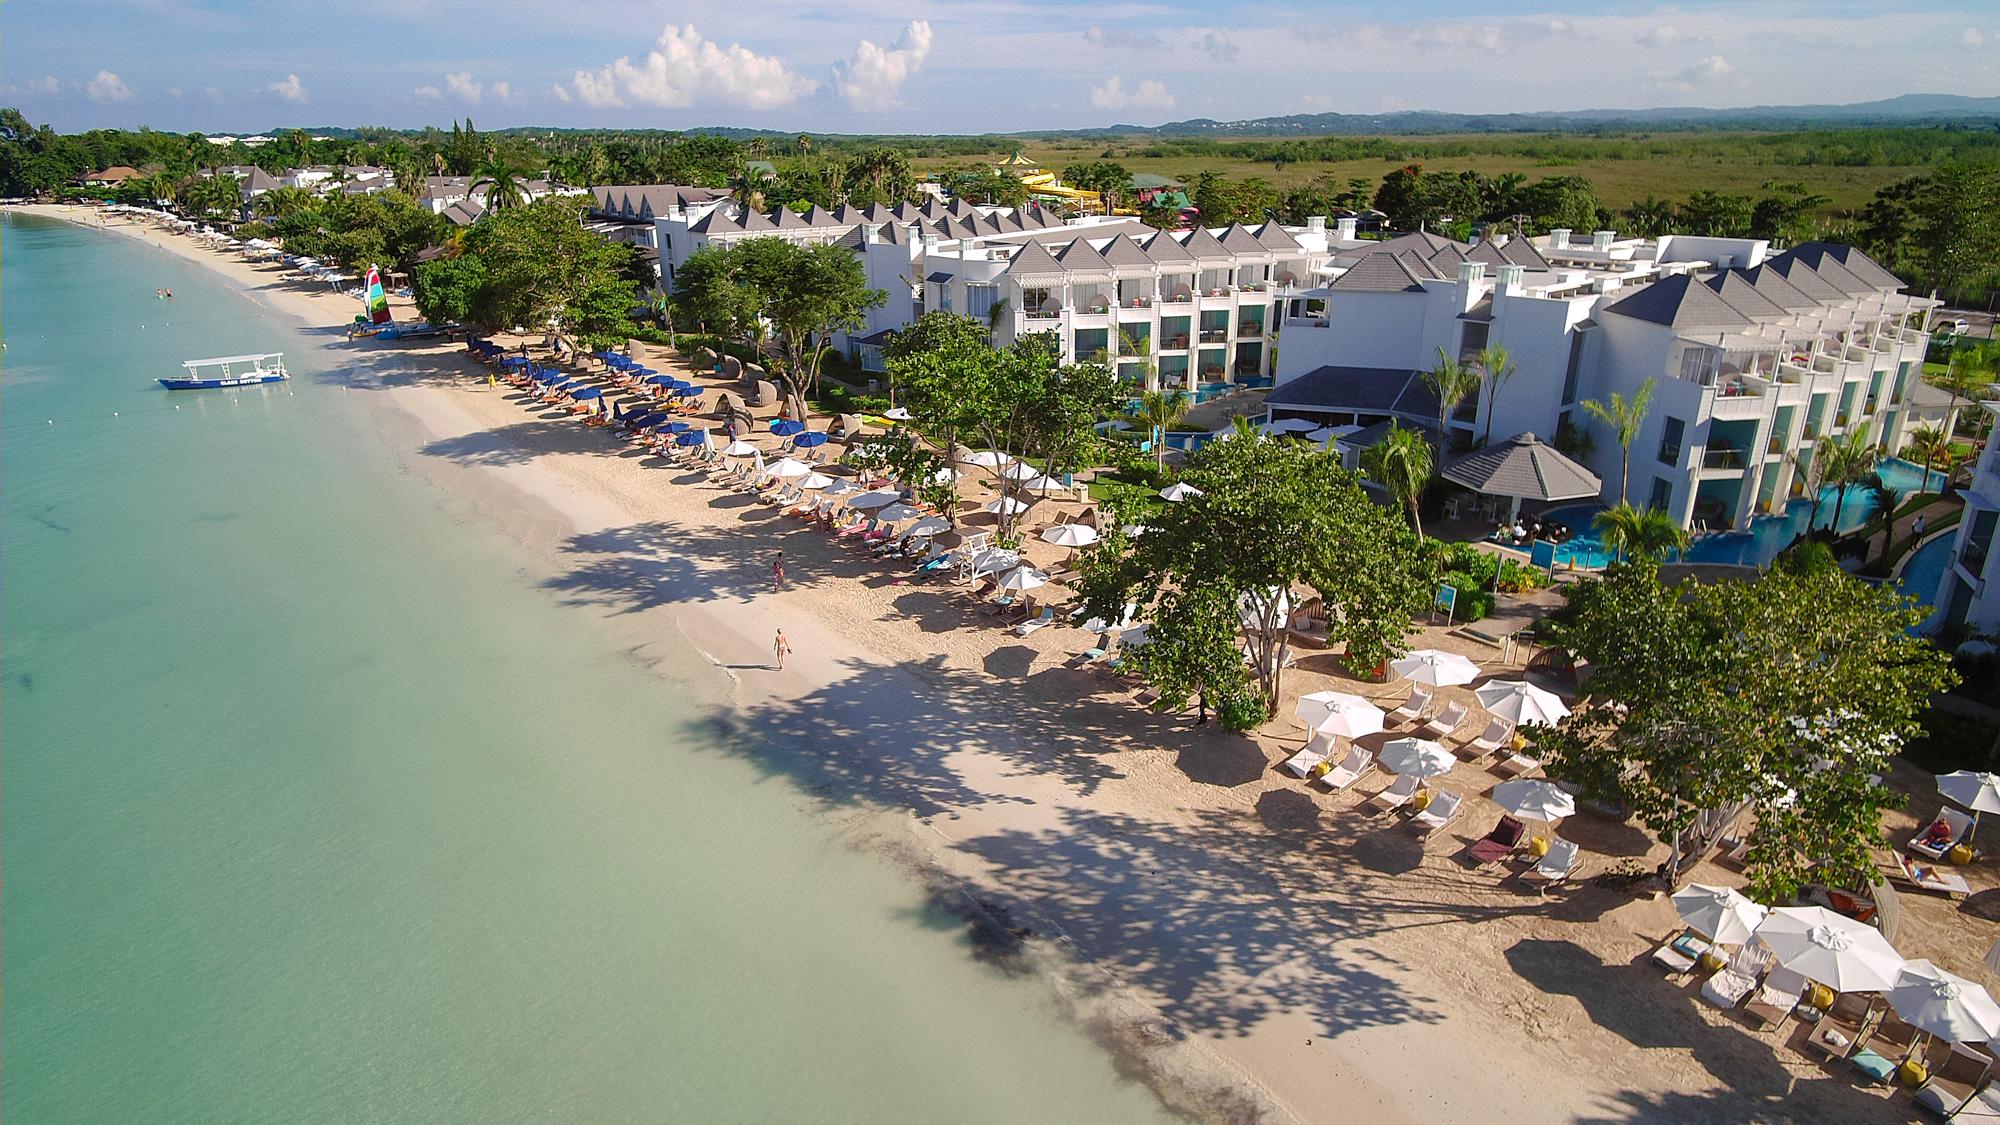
1895,532,1956,613
1544,458,1945,570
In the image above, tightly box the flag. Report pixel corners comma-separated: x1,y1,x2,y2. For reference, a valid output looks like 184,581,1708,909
364,265,391,325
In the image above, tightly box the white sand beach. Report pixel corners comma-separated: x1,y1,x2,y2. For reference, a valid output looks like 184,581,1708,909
28,200,1978,1124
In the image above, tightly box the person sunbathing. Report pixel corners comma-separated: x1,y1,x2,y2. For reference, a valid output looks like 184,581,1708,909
1920,819,1957,849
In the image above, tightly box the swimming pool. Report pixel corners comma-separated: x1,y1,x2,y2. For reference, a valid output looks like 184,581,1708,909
1541,458,1945,570
1895,532,1955,613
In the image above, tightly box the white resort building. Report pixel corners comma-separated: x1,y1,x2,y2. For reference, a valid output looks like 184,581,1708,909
1932,416,2000,635
1267,229,1943,532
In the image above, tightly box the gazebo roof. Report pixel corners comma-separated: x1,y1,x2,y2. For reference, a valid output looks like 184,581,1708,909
1442,432,1601,502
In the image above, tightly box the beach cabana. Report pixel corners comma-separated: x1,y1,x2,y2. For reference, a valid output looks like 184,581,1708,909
1440,432,1601,522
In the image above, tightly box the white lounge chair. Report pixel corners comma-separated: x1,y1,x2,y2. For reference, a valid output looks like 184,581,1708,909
1519,839,1580,890
1460,717,1513,760
1410,789,1463,837
1387,686,1434,724
1012,606,1058,636
1743,965,1809,1031
1316,747,1375,793
1282,732,1339,779
1366,773,1422,813
1494,749,1542,777
1419,700,1470,739
1650,930,1714,976
1917,1043,1996,1117
1700,942,1773,1010
1910,807,1975,861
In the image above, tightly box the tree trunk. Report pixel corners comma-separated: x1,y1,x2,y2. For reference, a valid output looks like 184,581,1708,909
1619,447,1632,505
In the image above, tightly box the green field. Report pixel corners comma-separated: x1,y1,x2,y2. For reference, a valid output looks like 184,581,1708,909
912,130,1987,215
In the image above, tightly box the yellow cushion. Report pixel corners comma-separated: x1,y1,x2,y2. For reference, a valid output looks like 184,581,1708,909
1527,836,1552,858
1950,843,1975,866
1699,952,1727,974
1808,983,1835,1011
1899,1059,1929,1088
1411,790,1434,812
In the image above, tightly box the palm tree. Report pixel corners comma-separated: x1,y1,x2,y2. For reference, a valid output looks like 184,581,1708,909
729,162,767,212
1420,346,1479,455
254,186,315,218
471,156,528,211
1816,427,1879,533
1906,424,1956,492
1789,438,1831,531
392,160,424,197
795,134,812,159
746,136,769,161
1593,502,1690,563
1473,344,1517,446
1362,421,1434,539
1861,471,1898,562
1579,377,1656,504
1931,341,1999,447
1128,390,1191,474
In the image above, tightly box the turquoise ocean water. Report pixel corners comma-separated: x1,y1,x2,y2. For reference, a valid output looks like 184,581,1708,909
1,214,1172,1123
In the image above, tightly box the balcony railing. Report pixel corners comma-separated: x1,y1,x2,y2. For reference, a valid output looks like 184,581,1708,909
1962,538,1990,574
1702,446,1748,470
1160,291,1195,305
1023,306,1061,320
1198,329,1228,343
1238,323,1265,338
1118,295,1155,309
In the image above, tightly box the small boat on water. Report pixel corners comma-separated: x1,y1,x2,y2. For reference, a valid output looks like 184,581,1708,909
159,352,289,390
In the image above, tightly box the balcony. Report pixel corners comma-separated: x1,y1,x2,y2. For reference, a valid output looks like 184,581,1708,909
1702,446,1750,471
1198,329,1228,344
1962,538,1989,575
1159,288,1195,307
1022,305,1061,321
1116,294,1155,310
1238,322,1265,338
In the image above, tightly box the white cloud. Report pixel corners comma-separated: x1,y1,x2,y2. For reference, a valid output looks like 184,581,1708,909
445,71,483,103
1407,24,1507,55
1084,25,1164,50
491,80,510,100
1636,24,1711,48
548,84,571,103
86,70,132,103
1090,77,1174,111
413,85,442,99
1296,94,1335,112
1650,53,1734,92
832,20,933,112
1197,31,1240,62
37,75,61,94
1964,27,1986,47
570,23,816,110
168,86,183,99
268,73,308,103
202,85,223,102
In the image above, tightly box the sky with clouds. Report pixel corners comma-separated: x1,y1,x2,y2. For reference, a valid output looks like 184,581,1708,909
6,1,1995,134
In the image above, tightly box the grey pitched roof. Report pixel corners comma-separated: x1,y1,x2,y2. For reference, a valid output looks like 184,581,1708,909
1266,365,1440,418
1497,238,1552,269
1097,234,1156,275
1783,242,1902,289
771,207,811,230
1180,225,1235,264
1738,264,1820,310
1327,254,1433,293
877,222,910,246
1253,222,1303,252
1705,270,1790,319
1466,240,1510,267
1762,256,1846,303
1360,230,1457,259
1054,237,1114,279
1601,273,1753,329
1004,238,1068,283
1140,229,1198,266
1217,223,1271,256
1396,251,1445,280
925,270,954,282
1442,432,1601,501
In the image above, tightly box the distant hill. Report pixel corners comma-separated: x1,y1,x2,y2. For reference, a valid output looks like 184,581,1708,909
1067,94,2000,138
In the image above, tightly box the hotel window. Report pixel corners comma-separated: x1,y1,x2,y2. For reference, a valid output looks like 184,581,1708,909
1561,332,1586,405
1657,417,1685,465
937,283,953,313
1648,476,1674,514
1459,322,1489,356
965,283,998,321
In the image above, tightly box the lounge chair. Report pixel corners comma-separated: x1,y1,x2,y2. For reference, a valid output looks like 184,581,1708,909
1420,700,1471,740
1806,992,1876,1060
1013,606,1058,636
1410,789,1463,838
1366,773,1422,814
1700,942,1773,1010
1282,732,1339,779
1917,1043,1995,1117
1519,839,1580,890
1741,965,1809,1031
1910,808,1975,861
1316,747,1375,793
1850,1011,1923,1085
1466,815,1527,866
1461,717,1514,760
1494,748,1542,777
1650,930,1715,977
1387,686,1434,724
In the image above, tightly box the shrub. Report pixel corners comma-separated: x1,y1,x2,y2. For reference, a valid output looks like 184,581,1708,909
1439,570,1494,622
1217,690,1269,731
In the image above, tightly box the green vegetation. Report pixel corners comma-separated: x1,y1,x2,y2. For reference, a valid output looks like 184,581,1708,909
1425,541,1547,624
1075,430,1431,712
1538,559,1956,899
412,197,637,346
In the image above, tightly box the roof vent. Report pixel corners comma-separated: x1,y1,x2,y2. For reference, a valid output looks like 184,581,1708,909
1498,264,1526,293
1549,228,1571,250
1458,261,1488,285
1335,216,1357,241
1593,230,1616,251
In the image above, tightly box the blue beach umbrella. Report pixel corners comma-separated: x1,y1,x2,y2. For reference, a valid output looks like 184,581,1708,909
646,374,676,386
770,419,805,436
500,355,528,368
793,431,830,448
571,386,604,401
675,430,707,447
665,420,693,433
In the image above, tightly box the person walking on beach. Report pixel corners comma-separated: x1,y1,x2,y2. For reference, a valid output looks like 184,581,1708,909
774,629,791,671
1913,513,1928,538
771,551,787,593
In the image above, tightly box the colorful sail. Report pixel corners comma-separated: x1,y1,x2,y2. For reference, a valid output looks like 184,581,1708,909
363,265,391,325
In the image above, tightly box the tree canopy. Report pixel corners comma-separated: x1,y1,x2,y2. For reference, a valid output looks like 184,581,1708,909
414,197,637,344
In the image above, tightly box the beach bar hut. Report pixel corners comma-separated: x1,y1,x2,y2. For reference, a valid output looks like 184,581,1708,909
1441,432,1600,522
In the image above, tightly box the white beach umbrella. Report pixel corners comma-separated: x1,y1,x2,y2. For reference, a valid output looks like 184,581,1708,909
963,450,1013,469
1296,691,1385,738
1000,461,1043,481
767,457,813,479
1671,884,1769,945
846,489,902,510
1888,960,2000,1043
998,566,1050,592
1490,778,1576,823
1121,524,1154,537
1159,482,1204,502
1755,906,1906,993
1390,649,1481,688
1042,524,1101,548
882,407,912,421
1939,772,2000,843
928,466,961,483
970,548,1021,578
1476,680,1571,726
983,496,1030,517
797,472,837,490
1379,737,1455,779
1020,474,1069,494
820,478,857,496
874,503,924,522
1116,623,1153,648
721,440,760,457
1984,937,2000,978
905,516,952,539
